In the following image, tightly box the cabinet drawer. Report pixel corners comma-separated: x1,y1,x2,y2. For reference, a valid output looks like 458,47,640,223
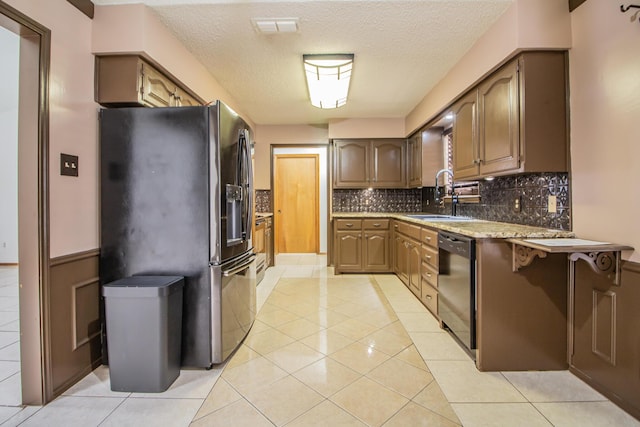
336,219,362,230
421,245,438,270
394,221,421,240
421,227,438,248
421,262,438,288
421,284,438,317
364,219,389,230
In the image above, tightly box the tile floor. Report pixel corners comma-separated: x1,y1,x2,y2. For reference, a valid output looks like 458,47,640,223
1,257,639,426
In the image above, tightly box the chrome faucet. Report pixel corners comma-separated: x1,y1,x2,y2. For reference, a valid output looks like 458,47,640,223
435,168,457,215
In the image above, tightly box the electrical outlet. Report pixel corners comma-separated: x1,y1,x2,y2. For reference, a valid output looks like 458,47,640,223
60,153,79,177
548,195,557,213
513,196,521,213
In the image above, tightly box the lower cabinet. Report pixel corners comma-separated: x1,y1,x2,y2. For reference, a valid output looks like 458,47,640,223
571,261,640,420
420,227,439,317
392,221,422,298
335,219,390,273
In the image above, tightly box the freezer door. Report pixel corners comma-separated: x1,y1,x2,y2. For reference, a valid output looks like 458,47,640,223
210,252,256,364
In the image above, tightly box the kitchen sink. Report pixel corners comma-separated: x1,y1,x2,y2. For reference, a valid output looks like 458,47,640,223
405,214,476,222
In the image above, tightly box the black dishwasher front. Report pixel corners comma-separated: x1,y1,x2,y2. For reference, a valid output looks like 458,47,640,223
438,231,477,356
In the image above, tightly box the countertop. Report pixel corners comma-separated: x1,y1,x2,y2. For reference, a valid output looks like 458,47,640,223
331,212,575,239
255,212,273,218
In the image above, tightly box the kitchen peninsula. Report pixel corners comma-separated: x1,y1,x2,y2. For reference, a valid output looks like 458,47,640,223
331,211,637,417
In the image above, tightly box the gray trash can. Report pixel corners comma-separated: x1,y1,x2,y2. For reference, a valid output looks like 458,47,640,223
102,276,184,392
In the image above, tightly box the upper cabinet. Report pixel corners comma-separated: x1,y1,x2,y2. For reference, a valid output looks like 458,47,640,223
452,51,568,179
95,55,204,108
407,133,422,187
407,125,446,188
333,139,406,188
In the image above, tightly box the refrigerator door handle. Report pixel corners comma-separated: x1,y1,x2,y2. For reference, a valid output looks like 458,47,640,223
222,253,256,277
241,129,253,242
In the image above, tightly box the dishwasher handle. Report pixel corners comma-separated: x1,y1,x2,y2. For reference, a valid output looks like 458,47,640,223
438,232,474,259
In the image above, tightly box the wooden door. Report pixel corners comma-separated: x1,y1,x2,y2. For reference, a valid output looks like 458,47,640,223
333,140,369,188
452,90,479,179
371,139,406,187
274,154,319,253
479,59,519,175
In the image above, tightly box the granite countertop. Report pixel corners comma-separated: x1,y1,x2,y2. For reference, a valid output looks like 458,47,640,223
255,212,273,218
331,212,575,239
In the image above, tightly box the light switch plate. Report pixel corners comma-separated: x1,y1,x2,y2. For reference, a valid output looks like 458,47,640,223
60,153,79,177
548,195,557,213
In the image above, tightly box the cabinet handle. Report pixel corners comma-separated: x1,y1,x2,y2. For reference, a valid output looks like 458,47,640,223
425,294,432,300
346,223,353,228
394,224,399,229
426,255,432,260
426,273,432,278
373,223,381,227
425,236,432,242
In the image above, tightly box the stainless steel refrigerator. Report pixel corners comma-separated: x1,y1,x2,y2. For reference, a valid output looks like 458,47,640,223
99,101,256,367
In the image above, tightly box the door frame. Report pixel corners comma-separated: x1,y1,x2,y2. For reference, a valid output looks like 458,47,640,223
0,1,52,405
270,145,329,255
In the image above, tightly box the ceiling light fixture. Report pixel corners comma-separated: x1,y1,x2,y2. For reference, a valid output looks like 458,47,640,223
303,54,354,109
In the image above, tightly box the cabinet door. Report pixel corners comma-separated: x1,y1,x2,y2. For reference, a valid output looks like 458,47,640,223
394,235,408,285
572,263,640,415
141,63,176,107
335,231,362,272
265,224,273,266
407,239,422,298
334,140,370,188
371,140,406,187
479,59,519,175
173,87,202,107
363,231,390,272
407,134,422,187
452,90,479,179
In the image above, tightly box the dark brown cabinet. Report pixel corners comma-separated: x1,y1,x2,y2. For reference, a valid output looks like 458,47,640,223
333,139,407,188
478,59,519,176
571,262,640,419
265,216,274,267
333,140,370,188
452,90,479,179
335,218,390,273
392,221,422,297
407,133,422,187
452,52,568,179
95,55,203,108
420,227,439,317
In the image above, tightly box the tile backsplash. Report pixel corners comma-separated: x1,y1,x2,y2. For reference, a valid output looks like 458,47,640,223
333,188,422,213
263,172,570,230
255,190,272,213
423,172,571,230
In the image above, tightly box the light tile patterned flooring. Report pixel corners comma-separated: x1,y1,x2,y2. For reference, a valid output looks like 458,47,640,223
0,257,639,426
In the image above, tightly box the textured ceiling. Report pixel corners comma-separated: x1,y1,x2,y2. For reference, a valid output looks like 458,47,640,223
93,0,513,125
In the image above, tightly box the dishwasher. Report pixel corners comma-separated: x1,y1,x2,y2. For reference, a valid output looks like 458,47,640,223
438,231,477,357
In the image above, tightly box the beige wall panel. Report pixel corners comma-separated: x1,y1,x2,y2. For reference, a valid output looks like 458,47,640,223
569,0,640,263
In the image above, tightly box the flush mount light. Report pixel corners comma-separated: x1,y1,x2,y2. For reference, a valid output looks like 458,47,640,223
303,54,354,109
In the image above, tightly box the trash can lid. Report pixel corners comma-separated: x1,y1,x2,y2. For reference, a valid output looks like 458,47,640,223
102,276,184,298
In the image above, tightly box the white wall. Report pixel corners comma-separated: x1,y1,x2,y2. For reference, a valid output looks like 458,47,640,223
569,0,639,263
272,146,328,253
0,27,19,263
